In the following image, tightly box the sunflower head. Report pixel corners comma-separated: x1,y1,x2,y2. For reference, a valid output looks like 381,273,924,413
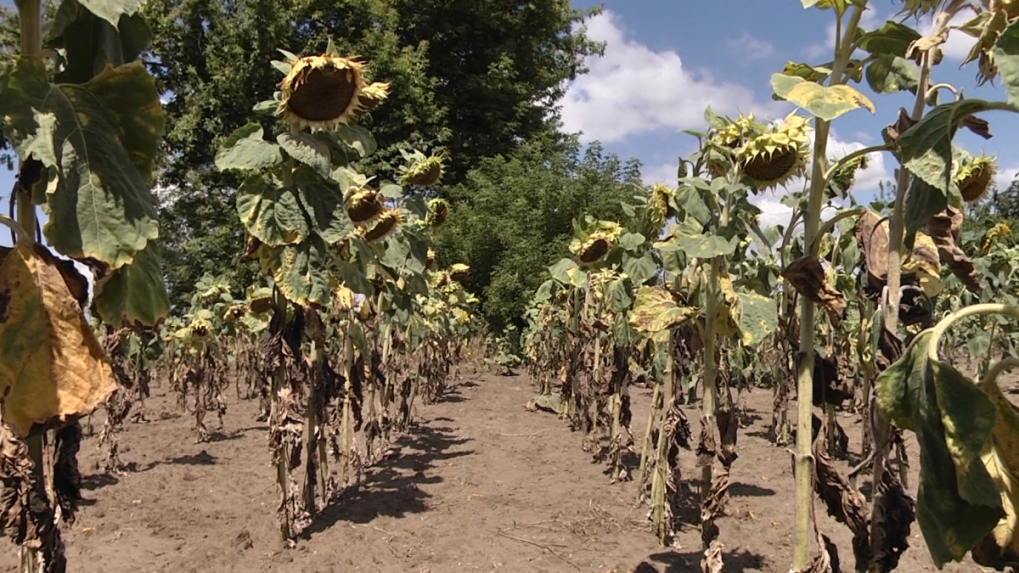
223,305,246,323
954,153,996,203
189,317,212,340
276,54,367,131
427,197,450,227
361,209,402,242
345,187,384,224
982,221,1012,254
707,114,763,177
400,151,446,186
426,248,437,270
450,263,470,283
357,82,390,114
576,224,623,264
827,154,868,198
737,113,811,192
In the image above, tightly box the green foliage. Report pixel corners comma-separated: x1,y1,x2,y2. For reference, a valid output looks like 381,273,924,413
432,137,643,330
139,0,602,310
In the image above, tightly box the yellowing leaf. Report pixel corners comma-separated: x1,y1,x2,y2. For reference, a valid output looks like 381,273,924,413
0,242,117,437
771,73,875,121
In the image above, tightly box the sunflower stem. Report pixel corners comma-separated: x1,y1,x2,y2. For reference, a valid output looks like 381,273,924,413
792,3,866,570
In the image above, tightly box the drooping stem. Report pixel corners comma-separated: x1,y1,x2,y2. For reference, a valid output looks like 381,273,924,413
792,4,865,569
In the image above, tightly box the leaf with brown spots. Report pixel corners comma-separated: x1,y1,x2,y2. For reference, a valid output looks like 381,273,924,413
926,206,980,293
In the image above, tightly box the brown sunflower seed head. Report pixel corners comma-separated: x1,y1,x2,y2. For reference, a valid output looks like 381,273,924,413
401,154,445,186
955,153,996,203
426,248,436,270
427,198,449,227
362,210,402,242
345,187,383,224
450,263,470,282
276,55,367,131
576,225,622,264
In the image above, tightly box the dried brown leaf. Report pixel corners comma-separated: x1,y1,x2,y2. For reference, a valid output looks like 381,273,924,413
927,206,980,293
781,256,845,327
701,539,724,573
812,425,872,570
854,210,889,291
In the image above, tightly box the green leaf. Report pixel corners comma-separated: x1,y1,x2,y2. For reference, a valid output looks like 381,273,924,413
801,0,847,13
865,54,920,94
876,330,1005,567
603,278,632,312
549,258,579,286
670,231,737,259
903,177,947,238
781,61,831,83
771,73,876,121
622,252,657,286
0,58,163,269
278,133,332,178
857,20,922,57
259,238,331,306
898,99,1012,193
55,11,151,84
534,279,554,302
236,175,309,246
216,123,283,172
91,242,170,327
292,167,353,244
336,260,373,295
619,232,646,251
78,0,145,28
334,124,377,157
993,18,1019,107
733,291,777,346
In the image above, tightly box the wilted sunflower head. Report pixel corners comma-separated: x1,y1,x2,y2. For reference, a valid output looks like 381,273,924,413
356,82,390,115
189,318,212,340
400,151,447,186
450,263,470,283
223,305,246,323
982,221,1012,254
345,187,384,224
361,209,402,242
954,153,996,203
738,113,811,192
276,54,367,131
576,224,623,264
707,113,763,177
427,198,450,227
826,154,868,198
426,248,437,270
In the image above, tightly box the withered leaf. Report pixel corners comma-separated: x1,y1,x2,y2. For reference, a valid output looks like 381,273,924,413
854,210,889,291
781,256,845,327
813,425,872,571
926,206,980,293
701,539,724,573
0,242,117,437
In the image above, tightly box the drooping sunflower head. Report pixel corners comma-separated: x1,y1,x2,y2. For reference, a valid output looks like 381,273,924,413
707,113,764,177
356,82,390,115
427,197,450,227
954,152,996,203
189,317,212,340
575,224,623,264
737,113,811,192
426,248,437,270
450,263,470,283
223,304,246,323
276,54,367,131
400,150,447,186
345,187,384,225
982,221,1012,254
247,288,274,314
361,209,402,242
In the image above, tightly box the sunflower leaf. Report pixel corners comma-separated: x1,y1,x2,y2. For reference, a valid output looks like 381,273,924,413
771,73,875,121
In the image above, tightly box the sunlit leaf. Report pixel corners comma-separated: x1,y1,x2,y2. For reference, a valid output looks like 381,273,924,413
216,123,283,172
236,175,309,247
771,73,875,121
91,242,170,327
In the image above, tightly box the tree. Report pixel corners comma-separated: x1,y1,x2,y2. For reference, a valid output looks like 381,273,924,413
139,0,602,308
433,135,645,330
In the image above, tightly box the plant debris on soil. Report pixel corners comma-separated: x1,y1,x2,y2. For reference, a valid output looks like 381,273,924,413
0,372,988,573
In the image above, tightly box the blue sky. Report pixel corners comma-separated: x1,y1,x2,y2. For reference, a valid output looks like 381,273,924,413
5,0,1019,248
562,0,1019,227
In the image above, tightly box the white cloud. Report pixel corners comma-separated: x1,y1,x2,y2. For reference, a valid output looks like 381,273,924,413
727,32,776,60
640,162,680,187
561,11,782,143
994,162,1019,191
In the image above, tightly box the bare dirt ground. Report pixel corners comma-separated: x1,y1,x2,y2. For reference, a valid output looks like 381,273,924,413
0,369,988,572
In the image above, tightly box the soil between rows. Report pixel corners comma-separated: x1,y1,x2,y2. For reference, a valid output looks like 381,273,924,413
0,371,981,572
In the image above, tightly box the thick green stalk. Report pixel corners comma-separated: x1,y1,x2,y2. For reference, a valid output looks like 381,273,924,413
701,257,721,502
636,381,661,498
792,6,865,569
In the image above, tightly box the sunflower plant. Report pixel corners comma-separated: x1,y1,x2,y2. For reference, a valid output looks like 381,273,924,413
0,0,171,570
